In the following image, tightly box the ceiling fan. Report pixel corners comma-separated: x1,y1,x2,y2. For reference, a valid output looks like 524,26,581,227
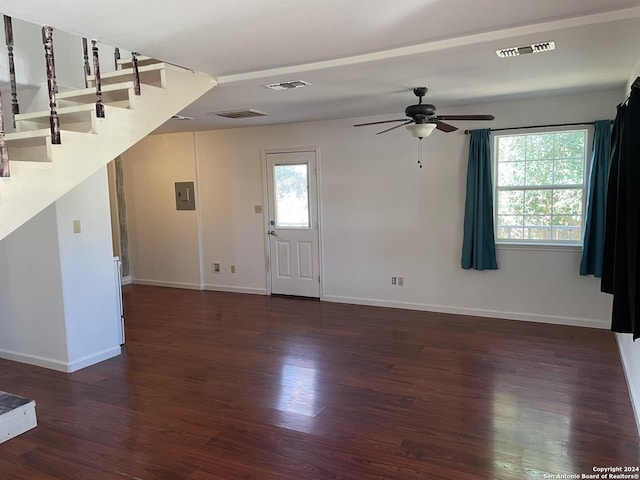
354,87,495,138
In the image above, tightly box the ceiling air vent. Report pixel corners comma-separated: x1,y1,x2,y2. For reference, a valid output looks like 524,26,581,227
264,80,311,90
496,41,555,58
208,109,269,119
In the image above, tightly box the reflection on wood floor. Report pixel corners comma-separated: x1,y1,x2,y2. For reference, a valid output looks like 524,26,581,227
0,284,638,479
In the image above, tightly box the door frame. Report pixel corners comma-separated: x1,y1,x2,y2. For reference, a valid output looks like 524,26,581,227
261,146,324,299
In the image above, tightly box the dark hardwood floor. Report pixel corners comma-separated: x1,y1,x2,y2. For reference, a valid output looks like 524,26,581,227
0,284,638,479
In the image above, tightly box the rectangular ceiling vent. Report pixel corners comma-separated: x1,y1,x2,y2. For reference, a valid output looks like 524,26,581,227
496,41,555,58
208,109,269,119
264,80,311,91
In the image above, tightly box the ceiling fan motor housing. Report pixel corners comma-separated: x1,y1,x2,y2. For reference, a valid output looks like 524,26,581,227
405,103,436,120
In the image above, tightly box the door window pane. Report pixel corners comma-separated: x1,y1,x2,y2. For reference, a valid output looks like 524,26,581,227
274,164,310,228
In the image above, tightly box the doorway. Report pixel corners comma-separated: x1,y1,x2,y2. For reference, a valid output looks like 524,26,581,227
264,149,321,298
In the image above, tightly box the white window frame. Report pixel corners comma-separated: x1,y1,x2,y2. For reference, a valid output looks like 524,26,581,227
492,127,592,247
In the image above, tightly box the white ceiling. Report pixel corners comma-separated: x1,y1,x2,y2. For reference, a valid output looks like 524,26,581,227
2,0,640,133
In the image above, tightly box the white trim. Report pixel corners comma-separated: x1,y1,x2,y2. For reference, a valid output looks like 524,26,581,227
217,7,640,85
323,295,609,329
121,275,132,286
193,131,206,290
66,347,122,373
615,333,640,437
131,278,203,290
496,243,582,252
0,346,121,373
203,284,268,295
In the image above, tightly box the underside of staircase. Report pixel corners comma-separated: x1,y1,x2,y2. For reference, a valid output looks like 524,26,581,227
0,58,216,241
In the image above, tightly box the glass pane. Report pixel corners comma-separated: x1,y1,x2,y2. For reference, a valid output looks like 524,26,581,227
554,159,583,185
524,190,552,216
556,131,585,158
526,134,555,160
498,161,525,186
497,215,523,227
274,164,309,228
525,160,554,186
497,190,524,215
552,189,582,215
526,227,552,240
498,136,525,162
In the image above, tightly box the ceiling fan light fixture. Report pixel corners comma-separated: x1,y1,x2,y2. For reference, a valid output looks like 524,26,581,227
406,123,436,138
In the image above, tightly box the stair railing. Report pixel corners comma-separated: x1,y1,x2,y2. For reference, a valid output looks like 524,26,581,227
131,52,141,96
0,92,8,178
92,40,105,118
3,16,19,128
41,26,61,145
0,16,147,178
82,38,91,88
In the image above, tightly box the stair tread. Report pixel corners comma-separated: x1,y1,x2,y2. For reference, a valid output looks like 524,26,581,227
16,104,126,122
117,55,155,65
6,129,96,147
87,62,167,82
57,81,167,103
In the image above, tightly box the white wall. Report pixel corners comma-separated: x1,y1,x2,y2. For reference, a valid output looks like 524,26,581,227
0,205,69,365
0,167,121,372
123,88,621,328
616,60,640,435
123,133,201,289
55,168,121,371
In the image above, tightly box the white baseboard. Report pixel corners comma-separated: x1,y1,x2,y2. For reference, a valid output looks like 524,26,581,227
203,284,268,295
66,347,122,373
322,295,609,330
131,278,203,290
615,333,640,437
121,275,132,286
0,346,121,373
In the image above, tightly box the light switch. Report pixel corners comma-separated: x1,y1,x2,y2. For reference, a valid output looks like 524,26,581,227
72,219,81,234
254,205,262,214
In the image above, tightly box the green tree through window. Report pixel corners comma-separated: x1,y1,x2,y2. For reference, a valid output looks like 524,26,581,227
494,130,587,243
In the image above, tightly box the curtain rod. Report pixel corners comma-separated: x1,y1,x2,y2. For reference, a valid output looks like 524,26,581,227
463,121,609,135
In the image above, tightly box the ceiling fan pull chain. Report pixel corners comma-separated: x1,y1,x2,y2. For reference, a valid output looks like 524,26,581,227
417,139,423,168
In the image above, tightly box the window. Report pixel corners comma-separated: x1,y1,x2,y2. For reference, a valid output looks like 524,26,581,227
273,163,310,228
494,130,587,244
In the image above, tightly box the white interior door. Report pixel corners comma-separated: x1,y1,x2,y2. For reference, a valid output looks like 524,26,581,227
266,150,320,298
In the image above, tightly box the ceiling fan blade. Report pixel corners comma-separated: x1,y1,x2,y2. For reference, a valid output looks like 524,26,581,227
434,120,458,133
353,119,408,127
376,120,414,135
435,114,495,121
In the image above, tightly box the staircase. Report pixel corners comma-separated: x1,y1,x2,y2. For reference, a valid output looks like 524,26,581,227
0,58,216,241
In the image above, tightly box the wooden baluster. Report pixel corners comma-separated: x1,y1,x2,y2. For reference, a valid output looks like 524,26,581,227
131,52,141,96
0,91,9,177
82,38,91,88
4,16,19,128
92,40,105,118
42,26,60,144
114,47,120,70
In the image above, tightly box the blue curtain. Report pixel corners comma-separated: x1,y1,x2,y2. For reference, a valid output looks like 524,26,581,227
461,129,498,270
580,120,612,277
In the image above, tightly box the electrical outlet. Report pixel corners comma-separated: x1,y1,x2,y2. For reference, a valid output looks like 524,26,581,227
212,262,221,273
391,276,397,285
398,276,404,286
230,265,236,274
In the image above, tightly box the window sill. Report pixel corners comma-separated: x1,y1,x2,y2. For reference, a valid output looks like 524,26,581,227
496,243,582,252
